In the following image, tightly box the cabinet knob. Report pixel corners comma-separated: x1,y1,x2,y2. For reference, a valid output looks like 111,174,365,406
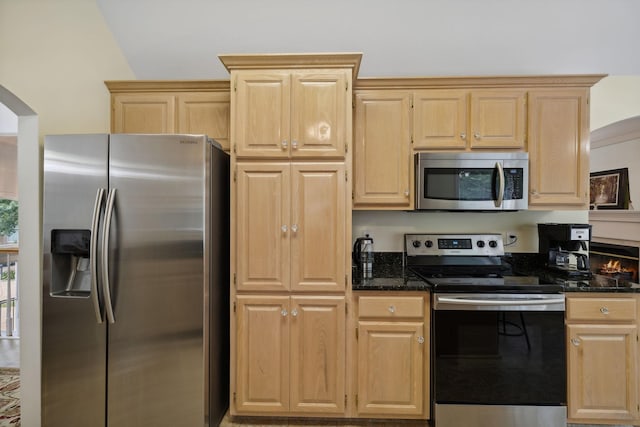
291,224,298,233
281,308,288,317
531,190,538,197
417,336,425,344
291,308,298,317
388,305,396,314
571,338,581,346
281,225,288,233
282,140,288,150
404,190,410,197
474,132,481,140
460,132,466,141
600,306,609,315
292,140,298,150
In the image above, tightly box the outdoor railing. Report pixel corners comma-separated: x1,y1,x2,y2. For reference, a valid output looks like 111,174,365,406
0,246,18,337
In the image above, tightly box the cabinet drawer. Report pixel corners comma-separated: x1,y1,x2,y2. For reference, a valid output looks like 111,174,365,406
358,296,424,319
566,297,637,322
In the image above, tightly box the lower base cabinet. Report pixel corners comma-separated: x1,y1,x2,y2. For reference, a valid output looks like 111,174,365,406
233,295,346,416
566,294,639,425
354,292,430,419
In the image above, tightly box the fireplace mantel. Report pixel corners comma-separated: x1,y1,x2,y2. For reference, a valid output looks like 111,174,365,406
589,210,640,247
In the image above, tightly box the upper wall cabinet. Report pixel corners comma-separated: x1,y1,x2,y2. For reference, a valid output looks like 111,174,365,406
106,81,231,151
220,53,362,160
232,70,349,159
354,75,605,210
111,93,176,134
413,89,526,150
353,91,413,209
528,89,590,209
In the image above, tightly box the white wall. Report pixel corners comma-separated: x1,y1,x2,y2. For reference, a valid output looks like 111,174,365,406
0,103,18,134
590,139,640,208
590,77,640,211
591,76,640,130
96,0,640,80
0,1,134,426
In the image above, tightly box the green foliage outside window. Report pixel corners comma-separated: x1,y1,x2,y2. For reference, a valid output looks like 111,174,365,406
0,199,18,238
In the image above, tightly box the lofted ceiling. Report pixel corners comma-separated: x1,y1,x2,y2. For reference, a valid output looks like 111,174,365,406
96,0,640,80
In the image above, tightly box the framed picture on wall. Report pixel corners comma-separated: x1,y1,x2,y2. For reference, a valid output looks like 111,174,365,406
589,168,630,210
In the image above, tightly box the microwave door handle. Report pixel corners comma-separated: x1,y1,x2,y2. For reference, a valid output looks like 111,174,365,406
494,162,505,208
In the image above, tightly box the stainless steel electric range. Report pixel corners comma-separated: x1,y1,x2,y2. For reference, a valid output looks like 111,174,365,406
405,233,567,427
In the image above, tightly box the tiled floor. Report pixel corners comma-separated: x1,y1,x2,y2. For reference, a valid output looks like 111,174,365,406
219,410,633,427
0,338,19,368
220,411,429,427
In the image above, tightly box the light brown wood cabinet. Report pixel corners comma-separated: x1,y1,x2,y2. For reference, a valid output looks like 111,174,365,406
222,54,362,419
413,89,526,150
106,81,231,151
111,93,176,134
353,91,413,209
354,293,430,419
566,294,639,424
235,295,346,416
527,89,590,209
235,162,346,293
352,75,602,210
232,69,349,159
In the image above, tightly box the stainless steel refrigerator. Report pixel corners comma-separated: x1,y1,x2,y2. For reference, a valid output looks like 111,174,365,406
42,134,229,427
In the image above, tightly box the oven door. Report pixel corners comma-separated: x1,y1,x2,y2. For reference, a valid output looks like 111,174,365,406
432,293,566,427
415,153,528,211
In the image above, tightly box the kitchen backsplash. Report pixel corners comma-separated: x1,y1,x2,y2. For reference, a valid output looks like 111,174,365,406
353,210,589,253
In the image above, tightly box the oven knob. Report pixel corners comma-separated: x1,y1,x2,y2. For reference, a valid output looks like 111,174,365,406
476,240,485,248
412,240,421,248
425,240,433,248
489,240,498,248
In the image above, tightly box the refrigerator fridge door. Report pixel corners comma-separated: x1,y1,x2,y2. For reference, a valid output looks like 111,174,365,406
42,134,109,427
106,134,208,427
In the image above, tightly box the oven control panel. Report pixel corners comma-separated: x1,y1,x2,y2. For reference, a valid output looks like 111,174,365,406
405,233,505,257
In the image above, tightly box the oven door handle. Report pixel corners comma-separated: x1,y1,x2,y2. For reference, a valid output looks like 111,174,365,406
437,296,565,306
435,295,565,310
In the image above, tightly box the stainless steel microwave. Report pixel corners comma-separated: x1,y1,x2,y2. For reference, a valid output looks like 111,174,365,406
415,152,529,211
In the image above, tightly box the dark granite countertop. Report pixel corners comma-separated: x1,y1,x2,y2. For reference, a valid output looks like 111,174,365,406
562,279,640,293
351,252,640,293
352,252,430,291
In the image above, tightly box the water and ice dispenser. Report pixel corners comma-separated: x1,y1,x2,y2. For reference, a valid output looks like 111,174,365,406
50,229,92,297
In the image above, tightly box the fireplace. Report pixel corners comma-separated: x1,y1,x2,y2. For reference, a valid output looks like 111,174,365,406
590,241,639,285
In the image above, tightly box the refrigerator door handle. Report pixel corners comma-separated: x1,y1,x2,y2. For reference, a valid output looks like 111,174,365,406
90,188,106,324
102,188,117,324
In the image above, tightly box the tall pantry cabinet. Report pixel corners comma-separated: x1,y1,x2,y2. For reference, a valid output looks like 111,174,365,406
220,53,361,418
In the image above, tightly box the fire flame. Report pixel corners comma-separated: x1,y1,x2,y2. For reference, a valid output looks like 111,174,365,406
600,259,632,274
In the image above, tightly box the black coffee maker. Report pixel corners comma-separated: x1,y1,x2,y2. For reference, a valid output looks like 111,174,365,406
538,223,592,280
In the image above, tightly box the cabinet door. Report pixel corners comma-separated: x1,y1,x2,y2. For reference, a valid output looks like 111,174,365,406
290,71,348,158
234,71,290,158
236,163,290,292
290,296,346,415
470,90,526,149
357,321,426,417
235,296,290,414
290,163,346,292
111,93,176,133
413,89,467,150
567,324,638,422
528,89,589,208
177,92,230,151
353,91,412,208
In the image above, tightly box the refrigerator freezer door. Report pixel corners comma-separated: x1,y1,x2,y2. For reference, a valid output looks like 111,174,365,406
42,134,109,427
106,134,207,427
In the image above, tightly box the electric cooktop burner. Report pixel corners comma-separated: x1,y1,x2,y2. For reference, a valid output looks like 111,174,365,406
405,233,564,293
